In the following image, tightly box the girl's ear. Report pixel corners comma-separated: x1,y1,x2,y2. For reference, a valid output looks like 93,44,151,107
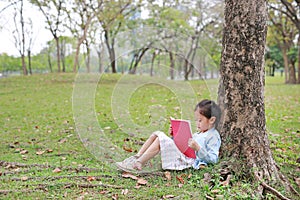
209,116,216,125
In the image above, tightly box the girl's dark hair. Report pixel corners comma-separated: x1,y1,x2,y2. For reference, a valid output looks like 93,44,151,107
195,99,221,127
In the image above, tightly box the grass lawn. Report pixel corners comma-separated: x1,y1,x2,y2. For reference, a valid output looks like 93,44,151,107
0,73,299,199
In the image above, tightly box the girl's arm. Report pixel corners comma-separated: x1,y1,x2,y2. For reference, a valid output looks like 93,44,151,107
196,133,221,164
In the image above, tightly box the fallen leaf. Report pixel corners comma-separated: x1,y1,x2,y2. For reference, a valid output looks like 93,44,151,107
122,145,133,152
164,171,172,180
46,149,53,153
99,190,109,194
211,189,220,194
121,189,128,195
178,183,183,188
122,172,138,180
137,178,147,185
134,185,141,189
58,138,67,144
220,175,232,186
176,175,184,184
163,194,175,199
188,174,192,179
36,150,45,155
112,193,118,200
21,176,28,181
53,167,62,173
20,150,28,154
203,173,212,184
87,176,96,182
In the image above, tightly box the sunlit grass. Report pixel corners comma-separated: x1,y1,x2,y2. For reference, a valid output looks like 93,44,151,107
0,73,299,199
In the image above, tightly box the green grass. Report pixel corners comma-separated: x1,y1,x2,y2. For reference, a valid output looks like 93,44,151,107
0,73,299,199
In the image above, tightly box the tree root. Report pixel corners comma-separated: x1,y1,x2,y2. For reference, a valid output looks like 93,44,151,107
254,171,292,200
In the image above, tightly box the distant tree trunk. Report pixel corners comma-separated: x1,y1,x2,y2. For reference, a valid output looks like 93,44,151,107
129,48,149,74
150,50,158,77
104,29,117,73
218,0,297,198
60,39,66,72
21,55,27,75
169,52,175,80
282,47,289,83
85,41,91,73
97,47,104,73
55,36,61,72
27,50,32,75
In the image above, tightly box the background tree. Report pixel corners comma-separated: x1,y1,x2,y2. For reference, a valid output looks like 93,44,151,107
269,0,300,84
65,0,99,73
31,0,66,73
12,0,27,75
95,0,139,73
268,1,298,83
218,0,298,199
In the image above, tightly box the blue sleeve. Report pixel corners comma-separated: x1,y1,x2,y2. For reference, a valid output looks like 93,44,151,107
196,133,221,164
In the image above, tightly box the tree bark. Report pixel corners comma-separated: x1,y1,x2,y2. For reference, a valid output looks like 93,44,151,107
169,52,175,80
218,0,296,198
55,36,61,73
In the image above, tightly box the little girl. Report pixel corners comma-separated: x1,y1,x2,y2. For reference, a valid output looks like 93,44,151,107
116,99,222,172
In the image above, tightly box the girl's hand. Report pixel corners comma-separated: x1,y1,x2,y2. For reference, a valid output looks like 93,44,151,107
169,126,173,136
188,138,200,151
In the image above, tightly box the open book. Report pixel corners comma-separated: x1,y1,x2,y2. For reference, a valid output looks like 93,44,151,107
170,117,196,159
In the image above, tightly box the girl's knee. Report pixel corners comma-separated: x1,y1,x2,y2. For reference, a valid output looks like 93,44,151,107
150,133,158,140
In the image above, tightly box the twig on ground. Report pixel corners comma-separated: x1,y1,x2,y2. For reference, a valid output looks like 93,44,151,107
254,171,292,200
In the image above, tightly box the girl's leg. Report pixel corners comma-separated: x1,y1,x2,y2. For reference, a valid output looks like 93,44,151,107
136,133,158,157
134,137,160,170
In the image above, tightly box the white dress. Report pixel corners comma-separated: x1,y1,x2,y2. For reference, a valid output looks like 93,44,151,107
153,131,194,170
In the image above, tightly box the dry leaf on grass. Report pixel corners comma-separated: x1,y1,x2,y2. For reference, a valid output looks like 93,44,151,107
122,172,138,180
164,171,172,180
121,189,128,195
20,150,28,154
36,150,45,155
176,175,185,184
163,194,175,199
99,190,109,194
58,138,67,144
53,167,62,173
137,178,147,185
122,145,133,152
87,176,96,182
220,174,232,186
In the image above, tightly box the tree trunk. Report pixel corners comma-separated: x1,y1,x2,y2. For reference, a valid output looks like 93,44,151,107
21,55,27,75
27,50,32,75
297,35,300,84
169,52,175,80
150,51,157,77
282,47,289,83
218,0,296,198
55,37,61,73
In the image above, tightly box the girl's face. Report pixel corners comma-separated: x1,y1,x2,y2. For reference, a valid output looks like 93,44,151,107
194,109,215,132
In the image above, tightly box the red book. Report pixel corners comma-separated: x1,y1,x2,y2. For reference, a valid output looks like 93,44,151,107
170,117,196,159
